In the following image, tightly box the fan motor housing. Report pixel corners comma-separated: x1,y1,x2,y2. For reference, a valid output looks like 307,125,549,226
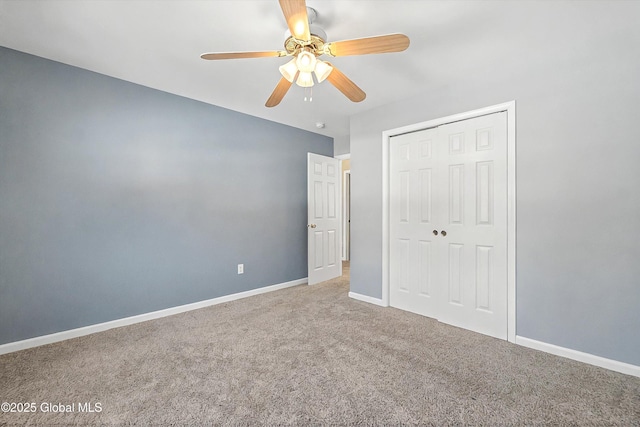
284,34,326,56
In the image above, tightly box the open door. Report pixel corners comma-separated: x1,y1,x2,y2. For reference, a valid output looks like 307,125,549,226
307,153,341,285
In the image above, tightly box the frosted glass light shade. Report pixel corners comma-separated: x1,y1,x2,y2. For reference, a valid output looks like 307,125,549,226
314,60,333,83
278,58,298,83
296,71,314,87
296,51,317,73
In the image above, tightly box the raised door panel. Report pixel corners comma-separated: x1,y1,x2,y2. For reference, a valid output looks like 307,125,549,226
448,164,465,225
327,230,337,267
475,245,493,312
397,238,410,293
327,182,337,219
313,231,323,269
448,243,464,305
476,161,494,226
419,168,432,224
418,240,432,297
313,181,323,219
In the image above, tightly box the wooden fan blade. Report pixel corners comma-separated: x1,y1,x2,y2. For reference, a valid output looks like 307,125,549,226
200,51,285,60
279,0,310,42
325,34,410,57
265,75,296,107
325,63,366,103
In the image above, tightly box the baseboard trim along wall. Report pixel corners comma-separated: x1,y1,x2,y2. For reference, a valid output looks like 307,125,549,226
344,294,639,378
516,336,640,378
348,292,387,307
0,277,308,356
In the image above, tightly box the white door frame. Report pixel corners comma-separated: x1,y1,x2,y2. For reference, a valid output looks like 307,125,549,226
381,101,517,343
335,153,351,262
342,168,350,261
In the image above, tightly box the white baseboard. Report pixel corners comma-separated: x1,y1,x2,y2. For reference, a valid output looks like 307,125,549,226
348,291,387,307
516,336,640,378
0,277,307,356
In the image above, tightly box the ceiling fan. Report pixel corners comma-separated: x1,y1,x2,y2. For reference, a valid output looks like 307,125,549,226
200,0,410,107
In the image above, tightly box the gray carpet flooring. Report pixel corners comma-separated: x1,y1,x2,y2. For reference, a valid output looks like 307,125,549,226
1,263,639,425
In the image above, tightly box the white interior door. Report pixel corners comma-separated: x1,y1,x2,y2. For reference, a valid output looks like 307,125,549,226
389,112,508,339
308,153,341,285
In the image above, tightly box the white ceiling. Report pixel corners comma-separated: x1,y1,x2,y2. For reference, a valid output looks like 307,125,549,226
0,1,630,139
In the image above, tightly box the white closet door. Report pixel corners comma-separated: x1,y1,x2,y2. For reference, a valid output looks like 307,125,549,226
389,112,508,339
389,127,442,318
437,112,508,339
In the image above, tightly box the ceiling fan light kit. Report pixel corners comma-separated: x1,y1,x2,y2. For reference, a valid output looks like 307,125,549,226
295,50,316,73
278,58,299,82
279,48,333,87
200,0,410,107
296,70,314,88
314,60,332,83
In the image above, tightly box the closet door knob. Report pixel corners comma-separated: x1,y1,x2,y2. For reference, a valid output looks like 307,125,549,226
441,230,447,237
432,230,438,236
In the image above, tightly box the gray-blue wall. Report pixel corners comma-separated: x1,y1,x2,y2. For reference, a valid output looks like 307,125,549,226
349,2,640,366
0,46,332,345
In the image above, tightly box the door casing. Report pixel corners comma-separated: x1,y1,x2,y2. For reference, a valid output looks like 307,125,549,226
381,101,517,343
342,169,350,261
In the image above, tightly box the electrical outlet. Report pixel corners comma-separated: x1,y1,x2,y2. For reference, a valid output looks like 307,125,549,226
237,264,244,274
